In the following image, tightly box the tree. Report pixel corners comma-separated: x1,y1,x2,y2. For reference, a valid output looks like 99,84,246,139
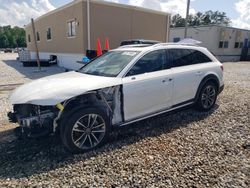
0,35,9,48
191,12,203,26
171,10,231,28
171,14,186,27
0,25,26,48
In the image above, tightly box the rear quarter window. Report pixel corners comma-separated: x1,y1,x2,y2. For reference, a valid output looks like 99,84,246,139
192,50,212,64
168,49,212,68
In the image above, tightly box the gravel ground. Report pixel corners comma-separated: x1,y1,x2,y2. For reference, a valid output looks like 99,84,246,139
0,54,249,187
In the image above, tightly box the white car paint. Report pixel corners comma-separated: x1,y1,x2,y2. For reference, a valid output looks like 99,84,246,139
10,43,224,123
9,71,122,105
123,69,173,121
170,62,221,105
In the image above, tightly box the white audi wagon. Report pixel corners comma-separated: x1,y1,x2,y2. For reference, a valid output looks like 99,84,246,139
8,43,224,153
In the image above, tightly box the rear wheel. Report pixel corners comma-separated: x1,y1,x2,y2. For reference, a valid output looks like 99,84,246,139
196,82,218,111
60,107,110,153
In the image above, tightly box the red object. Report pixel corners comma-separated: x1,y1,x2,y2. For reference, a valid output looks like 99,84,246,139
96,38,102,56
105,38,110,51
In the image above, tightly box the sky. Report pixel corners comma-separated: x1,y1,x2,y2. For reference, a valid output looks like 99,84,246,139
0,0,249,29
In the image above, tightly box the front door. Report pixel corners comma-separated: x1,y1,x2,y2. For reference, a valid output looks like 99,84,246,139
122,50,173,121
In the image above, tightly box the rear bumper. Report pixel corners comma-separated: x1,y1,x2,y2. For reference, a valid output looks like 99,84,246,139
219,84,224,94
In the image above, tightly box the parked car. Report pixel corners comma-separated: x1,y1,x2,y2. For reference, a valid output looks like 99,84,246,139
4,48,12,53
8,43,224,153
120,39,160,46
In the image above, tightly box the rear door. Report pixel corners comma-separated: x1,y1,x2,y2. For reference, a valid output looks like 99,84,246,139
168,49,213,105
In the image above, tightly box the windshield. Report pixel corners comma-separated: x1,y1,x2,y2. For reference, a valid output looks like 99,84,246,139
80,51,139,77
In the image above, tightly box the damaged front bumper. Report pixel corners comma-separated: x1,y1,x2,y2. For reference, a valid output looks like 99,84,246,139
8,104,59,138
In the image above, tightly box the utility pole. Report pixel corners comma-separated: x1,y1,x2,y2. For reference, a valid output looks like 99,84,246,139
31,18,41,71
87,0,91,50
184,0,190,38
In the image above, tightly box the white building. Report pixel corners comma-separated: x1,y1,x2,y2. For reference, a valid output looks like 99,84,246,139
169,25,250,62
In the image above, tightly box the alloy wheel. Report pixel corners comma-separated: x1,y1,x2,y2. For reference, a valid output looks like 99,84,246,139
201,85,216,109
71,114,106,150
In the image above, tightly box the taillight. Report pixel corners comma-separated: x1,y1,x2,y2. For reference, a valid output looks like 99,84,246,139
220,65,224,71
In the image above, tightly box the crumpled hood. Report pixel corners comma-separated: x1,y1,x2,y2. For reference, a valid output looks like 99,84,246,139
9,71,122,105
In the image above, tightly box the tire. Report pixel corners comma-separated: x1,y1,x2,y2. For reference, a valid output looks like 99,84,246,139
60,107,110,153
195,82,218,112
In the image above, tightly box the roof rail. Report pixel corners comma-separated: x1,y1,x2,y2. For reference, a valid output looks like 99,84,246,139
152,42,200,48
118,44,153,48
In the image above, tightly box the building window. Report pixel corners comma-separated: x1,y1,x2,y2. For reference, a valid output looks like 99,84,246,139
36,32,40,42
28,34,31,42
223,41,229,48
219,41,223,48
173,37,180,42
67,20,76,37
47,28,52,40
239,42,243,48
219,41,229,48
234,42,239,48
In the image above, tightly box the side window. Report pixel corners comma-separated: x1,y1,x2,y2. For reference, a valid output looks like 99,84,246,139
126,50,165,76
169,49,194,67
169,49,212,68
192,50,212,64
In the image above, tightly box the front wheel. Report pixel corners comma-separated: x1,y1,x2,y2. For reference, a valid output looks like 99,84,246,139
60,107,110,153
195,82,218,111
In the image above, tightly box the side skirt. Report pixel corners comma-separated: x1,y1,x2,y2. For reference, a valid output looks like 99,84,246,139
117,99,194,127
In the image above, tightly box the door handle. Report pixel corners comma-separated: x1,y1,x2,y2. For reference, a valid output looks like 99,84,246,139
162,78,172,83
131,77,136,80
